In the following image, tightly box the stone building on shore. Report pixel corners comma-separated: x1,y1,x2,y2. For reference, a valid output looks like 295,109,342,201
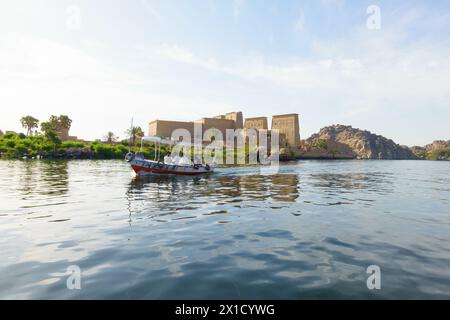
149,111,301,157
58,127,78,141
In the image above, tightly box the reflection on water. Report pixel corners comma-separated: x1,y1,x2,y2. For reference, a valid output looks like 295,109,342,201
0,160,450,299
18,161,69,201
126,173,300,220
312,172,395,195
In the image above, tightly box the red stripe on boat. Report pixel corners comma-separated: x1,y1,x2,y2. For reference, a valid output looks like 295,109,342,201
131,165,208,175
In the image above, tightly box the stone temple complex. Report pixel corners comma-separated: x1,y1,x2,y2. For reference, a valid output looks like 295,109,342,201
149,111,301,156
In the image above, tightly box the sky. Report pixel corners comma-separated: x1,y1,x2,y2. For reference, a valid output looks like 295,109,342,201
0,0,449,146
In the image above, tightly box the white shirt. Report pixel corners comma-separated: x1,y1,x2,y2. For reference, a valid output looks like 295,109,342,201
181,156,191,165
164,156,173,164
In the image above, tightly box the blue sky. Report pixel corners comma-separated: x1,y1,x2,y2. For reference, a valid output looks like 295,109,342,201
1,0,449,145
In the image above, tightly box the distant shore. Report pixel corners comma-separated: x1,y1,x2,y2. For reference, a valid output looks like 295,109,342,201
1,131,449,162
0,131,137,160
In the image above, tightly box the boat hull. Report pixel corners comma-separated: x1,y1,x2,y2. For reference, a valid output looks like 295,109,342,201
130,159,213,176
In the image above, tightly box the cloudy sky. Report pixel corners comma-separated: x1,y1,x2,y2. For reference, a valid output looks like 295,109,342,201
1,0,449,145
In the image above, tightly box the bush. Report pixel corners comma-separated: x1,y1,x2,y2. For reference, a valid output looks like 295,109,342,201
3,132,16,139
62,141,85,149
114,145,129,158
93,144,116,159
5,140,16,148
0,130,183,160
314,139,328,150
427,147,450,160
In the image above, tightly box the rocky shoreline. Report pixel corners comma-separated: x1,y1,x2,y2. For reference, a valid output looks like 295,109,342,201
295,125,449,161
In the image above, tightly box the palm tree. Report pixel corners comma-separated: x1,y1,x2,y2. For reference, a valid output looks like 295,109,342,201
104,132,118,144
41,115,73,137
44,115,72,131
126,126,144,146
58,115,72,130
20,116,39,136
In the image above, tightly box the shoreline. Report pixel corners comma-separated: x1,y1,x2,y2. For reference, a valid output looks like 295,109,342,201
1,157,447,163
1,131,448,162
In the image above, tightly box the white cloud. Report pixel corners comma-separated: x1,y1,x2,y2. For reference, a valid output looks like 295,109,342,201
146,20,450,145
152,40,450,97
1,4,449,145
0,35,235,140
0,34,113,82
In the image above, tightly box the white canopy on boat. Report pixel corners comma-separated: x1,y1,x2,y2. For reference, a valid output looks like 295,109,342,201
141,136,175,145
141,136,205,148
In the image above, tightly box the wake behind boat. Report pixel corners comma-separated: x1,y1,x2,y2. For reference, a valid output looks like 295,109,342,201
125,136,215,176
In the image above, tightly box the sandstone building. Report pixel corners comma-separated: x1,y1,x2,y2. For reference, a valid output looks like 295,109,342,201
149,111,300,153
244,117,268,130
149,112,243,141
272,114,300,150
58,127,78,141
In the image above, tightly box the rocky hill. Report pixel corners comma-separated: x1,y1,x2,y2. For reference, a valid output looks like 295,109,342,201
424,140,450,150
302,125,417,160
411,140,450,160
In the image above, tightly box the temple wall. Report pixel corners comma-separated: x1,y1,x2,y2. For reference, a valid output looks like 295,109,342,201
244,117,268,130
57,127,78,141
148,112,300,151
149,120,194,138
271,114,300,149
201,118,236,139
225,112,243,129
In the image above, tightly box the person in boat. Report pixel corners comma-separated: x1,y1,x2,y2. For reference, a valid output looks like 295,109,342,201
193,154,202,165
172,153,180,165
180,154,191,166
164,153,173,165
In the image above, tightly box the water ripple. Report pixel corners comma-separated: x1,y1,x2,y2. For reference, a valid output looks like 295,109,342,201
0,160,449,299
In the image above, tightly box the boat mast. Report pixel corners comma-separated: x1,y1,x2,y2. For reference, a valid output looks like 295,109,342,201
128,117,133,152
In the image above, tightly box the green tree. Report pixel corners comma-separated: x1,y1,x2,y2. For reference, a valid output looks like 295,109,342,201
126,126,144,146
20,116,39,136
44,130,62,153
41,121,57,135
314,139,328,150
41,115,72,133
58,115,72,130
103,131,118,144
40,116,68,155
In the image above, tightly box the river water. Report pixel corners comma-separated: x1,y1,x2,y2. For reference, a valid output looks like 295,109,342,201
0,160,449,299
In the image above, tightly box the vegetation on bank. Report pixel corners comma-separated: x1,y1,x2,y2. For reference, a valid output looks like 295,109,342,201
0,130,181,160
0,114,154,160
412,146,450,161
0,130,256,163
410,140,450,161
427,148,450,160
0,114,263,162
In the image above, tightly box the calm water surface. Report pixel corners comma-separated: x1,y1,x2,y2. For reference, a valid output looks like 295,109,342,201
0,160,449,299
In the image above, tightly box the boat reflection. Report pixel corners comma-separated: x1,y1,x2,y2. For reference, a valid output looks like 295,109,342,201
126,172,300,220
